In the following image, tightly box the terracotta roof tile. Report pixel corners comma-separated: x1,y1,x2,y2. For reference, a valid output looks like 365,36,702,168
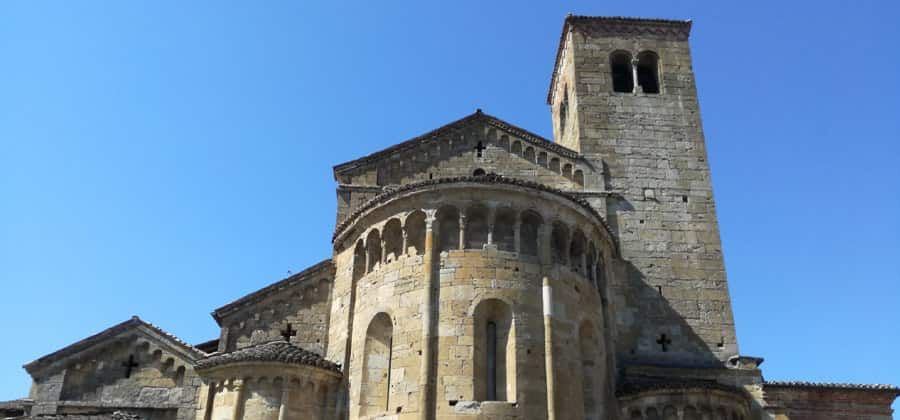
195,340,341,373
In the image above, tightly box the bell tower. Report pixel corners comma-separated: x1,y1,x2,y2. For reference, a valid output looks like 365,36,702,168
549,16,739,367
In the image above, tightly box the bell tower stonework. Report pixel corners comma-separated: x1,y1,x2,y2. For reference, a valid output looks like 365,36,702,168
549,16,738,367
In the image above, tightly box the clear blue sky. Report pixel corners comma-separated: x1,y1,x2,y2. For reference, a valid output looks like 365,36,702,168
2,0,898,408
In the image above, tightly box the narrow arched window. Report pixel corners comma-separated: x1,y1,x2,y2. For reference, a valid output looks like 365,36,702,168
610,51,634,93
474,299,515,402
637,51,660,94
486,321,498,400
559,88,568,133
360,313,393,415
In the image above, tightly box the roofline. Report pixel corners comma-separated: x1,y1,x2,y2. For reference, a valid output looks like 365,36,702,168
23,316,205,373
546,15,693,105
763,380,900,394
211,259,334,323
332,110,579,177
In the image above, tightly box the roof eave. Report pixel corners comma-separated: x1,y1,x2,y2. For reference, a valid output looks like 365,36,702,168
23,316,204,374
331,110,578,177
211,259,334,324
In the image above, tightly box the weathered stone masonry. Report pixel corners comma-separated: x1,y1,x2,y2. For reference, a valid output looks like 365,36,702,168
10,14,897,420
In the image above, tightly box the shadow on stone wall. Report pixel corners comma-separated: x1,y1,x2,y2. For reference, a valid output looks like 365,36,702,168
616,260,726,369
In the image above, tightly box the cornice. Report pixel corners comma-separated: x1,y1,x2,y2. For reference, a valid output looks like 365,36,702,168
331,174,619,255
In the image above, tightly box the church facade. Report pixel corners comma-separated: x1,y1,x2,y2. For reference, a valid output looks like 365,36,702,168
10,15,898,420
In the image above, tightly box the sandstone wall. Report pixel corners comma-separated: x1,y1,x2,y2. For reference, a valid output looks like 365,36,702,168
196,366,341,420
218,272,333,355
327,181,619,420
334,118,600,224
28,335,202,420
550,19,738,367
763,385,897,420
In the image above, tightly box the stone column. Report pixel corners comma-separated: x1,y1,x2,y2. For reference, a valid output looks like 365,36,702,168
277,381,291,420
542,277,556,420
458,214,467,250
402,229,409,256
381,238,386,264
631,58,640,94
231,379,245,420
419,214,437,420
486,207,496,245
202,382,216,420
364,238,371,273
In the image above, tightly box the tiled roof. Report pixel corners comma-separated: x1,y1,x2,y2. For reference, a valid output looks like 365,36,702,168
764,380,900,393
195,340,341,373
332,110,580,176
24,316,205,374
194,339,220,353
212,259,333,323
332,173,620,255
547,15,692,105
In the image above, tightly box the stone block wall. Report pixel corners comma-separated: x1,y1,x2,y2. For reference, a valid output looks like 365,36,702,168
334,118,599,224
328,181,619,419
27,335,203,420
549,18,738,366
219,274,333,355
763,385,897,420
197,366,341,420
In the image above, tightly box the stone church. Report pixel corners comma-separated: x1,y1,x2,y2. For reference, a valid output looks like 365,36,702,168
7,15,897,420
